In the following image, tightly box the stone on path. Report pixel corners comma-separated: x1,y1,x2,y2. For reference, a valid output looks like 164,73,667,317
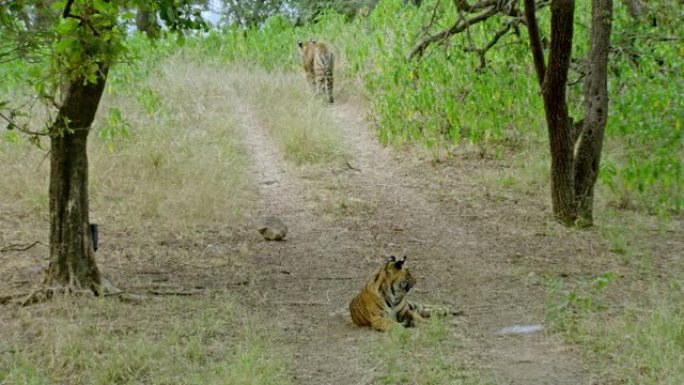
256,216,288,241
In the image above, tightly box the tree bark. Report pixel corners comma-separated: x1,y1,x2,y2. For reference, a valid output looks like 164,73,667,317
525,0,612,227
541,0,576,225
574,0,612,226
45,65,110,294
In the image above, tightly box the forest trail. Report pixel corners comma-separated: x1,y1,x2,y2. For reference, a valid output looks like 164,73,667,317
232,87,585,384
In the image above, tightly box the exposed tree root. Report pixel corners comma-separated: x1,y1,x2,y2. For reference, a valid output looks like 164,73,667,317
20,286,94,306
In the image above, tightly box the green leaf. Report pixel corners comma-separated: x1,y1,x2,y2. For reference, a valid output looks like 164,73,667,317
93,0,112,14
56,18,79,34
51,0,66,11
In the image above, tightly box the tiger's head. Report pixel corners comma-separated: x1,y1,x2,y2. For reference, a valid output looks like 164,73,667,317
382,255,416,296
297,40,316,56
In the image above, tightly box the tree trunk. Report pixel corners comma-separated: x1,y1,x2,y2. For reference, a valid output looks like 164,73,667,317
525,0,612,227
541,0,576,226
45,65,110,294
574,0,612,226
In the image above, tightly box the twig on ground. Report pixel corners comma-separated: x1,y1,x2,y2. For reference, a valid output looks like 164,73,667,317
148,290,203,296
1,241,45,252
283,301,328,306
345,161,362,171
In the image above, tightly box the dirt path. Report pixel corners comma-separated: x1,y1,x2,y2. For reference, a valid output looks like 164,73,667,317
234,101,372,384
231,88,585,384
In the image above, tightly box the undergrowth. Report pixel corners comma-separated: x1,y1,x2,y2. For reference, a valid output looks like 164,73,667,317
546,263,684,383
0,295,293,385
368,317,492,385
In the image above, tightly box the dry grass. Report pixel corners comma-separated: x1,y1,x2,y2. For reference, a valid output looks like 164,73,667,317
90,59,252,232
228,67,347,165
0,294,293,385
368,318,493,385
0,60,295,385
0,58,252,244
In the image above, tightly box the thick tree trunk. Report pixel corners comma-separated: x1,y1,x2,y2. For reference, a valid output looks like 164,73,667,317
45,65,110,294
574,0,612,226
541,0,576,225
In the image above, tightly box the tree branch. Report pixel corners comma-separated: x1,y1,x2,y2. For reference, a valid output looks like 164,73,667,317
464,17,519,70
0,111,50,136
410,6,499,60
524,0,546,86
62,0,75,18
410,0,546,61
453,0,498,12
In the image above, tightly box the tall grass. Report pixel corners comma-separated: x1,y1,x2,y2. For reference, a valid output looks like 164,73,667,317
228,67,347,165
0,39,252,234
93,55,252,232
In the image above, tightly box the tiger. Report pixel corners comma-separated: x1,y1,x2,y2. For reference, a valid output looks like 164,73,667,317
297,40,334,103
349,256,453,332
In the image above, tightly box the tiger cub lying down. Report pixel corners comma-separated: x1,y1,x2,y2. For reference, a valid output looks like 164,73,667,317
349,256,454,332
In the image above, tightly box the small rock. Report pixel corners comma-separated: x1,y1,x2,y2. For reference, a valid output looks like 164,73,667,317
495,324,544,336
256,216,288,241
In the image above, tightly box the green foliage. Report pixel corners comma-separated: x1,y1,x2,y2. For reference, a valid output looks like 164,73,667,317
97,106,130,150
0,0,207,140
545,275,684,384
172,0,682,214
545,272,616,339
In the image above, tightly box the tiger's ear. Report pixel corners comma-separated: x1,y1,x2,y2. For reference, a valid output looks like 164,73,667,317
386,255,397,263
297,41,303,49
394,256,407,269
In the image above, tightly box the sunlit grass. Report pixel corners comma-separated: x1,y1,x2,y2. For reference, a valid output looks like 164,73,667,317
89,59,252,232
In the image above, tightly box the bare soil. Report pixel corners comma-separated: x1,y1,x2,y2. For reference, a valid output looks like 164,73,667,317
7,76,677,384
226,90,593,384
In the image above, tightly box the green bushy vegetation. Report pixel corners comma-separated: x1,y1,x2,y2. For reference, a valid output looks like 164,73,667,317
168,0,682,214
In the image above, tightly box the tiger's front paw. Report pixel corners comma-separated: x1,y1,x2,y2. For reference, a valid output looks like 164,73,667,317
371,317,398,332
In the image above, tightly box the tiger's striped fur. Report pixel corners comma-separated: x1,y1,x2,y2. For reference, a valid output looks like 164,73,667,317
298,40,334,103
349,256,448,332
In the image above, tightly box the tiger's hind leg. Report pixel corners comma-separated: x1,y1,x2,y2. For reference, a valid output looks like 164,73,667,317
306,72,316,93
315,71,326,100
370,315,398,332
325,72,333,103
